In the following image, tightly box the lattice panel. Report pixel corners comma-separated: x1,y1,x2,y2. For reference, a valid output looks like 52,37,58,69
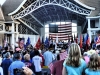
0,24,3,31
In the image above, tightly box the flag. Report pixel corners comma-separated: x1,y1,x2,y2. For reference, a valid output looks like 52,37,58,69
86,34,90,46
49,23,72,40
42,36,44,44
95,36,98,42
19,38,25,49
35,37,41,50
26,37,31,47
68,35,70,42
96,36,100,46
84,33,90,50
80,34,82,48
48,62,53,73
44,37,49,48
60,51,68,61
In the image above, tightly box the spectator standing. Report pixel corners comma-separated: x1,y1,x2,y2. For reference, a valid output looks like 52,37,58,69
51,54,64,75
32,50,42,75
8,53,25,75
1,52,12,75
62,43,87,75
24,54,34,71
43,49,53,66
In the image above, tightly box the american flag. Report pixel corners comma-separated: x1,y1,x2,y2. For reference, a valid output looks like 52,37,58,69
49,23,72,40
96,36,100,46
60,51,68,61
48,62,54,73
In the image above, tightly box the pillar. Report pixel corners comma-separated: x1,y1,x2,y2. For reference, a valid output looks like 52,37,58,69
11,23,15,50
87,18,91,43
16,24,19,42
99,18,100,28
3,24,5,31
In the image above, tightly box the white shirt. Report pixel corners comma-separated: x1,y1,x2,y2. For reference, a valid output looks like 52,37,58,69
0,67,3,75
0,57,2,65
32,56,42,72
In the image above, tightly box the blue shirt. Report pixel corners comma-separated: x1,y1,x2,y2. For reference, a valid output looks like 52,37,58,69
63,59,86,75
8,60,25,75
43,51,53,66
1,59,12,75
85,68,100,75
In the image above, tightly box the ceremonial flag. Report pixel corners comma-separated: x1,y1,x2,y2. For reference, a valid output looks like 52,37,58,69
60,51,68,61
26,37,31,47
80,34,82,48
96,36,100,46
44,37,49,48
86,34,90,46
35,37,41,49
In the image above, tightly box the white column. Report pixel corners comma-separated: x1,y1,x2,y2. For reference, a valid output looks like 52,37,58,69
99,18,100,28
11,23,15,50
88,18,91,43
16,24,19,42
3,24,5,31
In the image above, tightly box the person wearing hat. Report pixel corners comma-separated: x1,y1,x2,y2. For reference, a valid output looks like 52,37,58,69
1,52,12,75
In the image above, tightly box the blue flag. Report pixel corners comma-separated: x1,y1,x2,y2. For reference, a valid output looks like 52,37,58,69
95,36,98,42
42,36,44,44
44,37,49,48
26,37,31,47
84,33,89,44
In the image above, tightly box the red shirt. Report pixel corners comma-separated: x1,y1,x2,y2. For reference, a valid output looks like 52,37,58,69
52,60,64,75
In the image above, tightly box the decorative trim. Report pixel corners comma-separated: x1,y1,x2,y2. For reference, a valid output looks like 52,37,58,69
86,16,100,19
10,0,92,19
74,0,95,10
8,0,27,15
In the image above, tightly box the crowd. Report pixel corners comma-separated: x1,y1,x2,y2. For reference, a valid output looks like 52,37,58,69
0,39,100,75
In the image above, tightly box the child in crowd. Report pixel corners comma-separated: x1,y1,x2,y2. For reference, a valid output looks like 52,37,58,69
85,54,100,75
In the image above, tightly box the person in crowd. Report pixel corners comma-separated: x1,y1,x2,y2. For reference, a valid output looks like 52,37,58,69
24,54,34,71
0,66,3,75
51,54,64,75
32,50,42,75
0,53,2,65
1,52,12,75
23,67,34,75
83,52,90,64
43,48,54,66
39,50,44,67
62,43,87,75
85,54,100,75
30,48,36,60
8,53,25,75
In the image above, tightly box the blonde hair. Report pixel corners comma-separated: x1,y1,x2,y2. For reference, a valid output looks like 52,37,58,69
88,54,100,71
66,43,81,67
24,54,30,61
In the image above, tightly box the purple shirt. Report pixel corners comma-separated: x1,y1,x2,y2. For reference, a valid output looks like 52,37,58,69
52,60,64,75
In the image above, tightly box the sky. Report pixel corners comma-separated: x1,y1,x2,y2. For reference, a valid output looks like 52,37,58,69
0,0,6,6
